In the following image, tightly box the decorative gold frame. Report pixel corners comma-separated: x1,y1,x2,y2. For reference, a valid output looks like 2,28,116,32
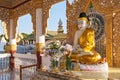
66,0,120,67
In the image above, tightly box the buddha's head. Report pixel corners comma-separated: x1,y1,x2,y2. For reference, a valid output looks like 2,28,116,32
77,12,89,30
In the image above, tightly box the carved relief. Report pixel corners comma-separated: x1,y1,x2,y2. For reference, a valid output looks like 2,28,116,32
30,11,36,35
2,21,8,39
113,12,120,67
0,7,9,39
92,0,120,14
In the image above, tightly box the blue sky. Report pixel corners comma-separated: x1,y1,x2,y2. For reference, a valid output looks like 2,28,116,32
48,1,66,32
0,21,3,34
0,0,74,35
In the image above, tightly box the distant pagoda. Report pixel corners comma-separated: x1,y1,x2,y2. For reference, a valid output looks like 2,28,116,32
53,18,66,41
57,18,64,34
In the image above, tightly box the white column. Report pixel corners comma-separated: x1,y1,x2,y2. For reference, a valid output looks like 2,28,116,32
9,19,17,71
36,8,45,43
36,8,51,69
10,19,14,40
36,8,45,53
9,19,17,53
35,8,47,69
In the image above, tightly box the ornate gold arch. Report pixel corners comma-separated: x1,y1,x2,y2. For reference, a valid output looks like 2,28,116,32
66,0,120,67
8,0,63,38
9,0,42,38
42,0,64,34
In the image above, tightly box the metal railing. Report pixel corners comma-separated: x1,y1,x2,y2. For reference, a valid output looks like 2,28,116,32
13,54,37,72
0,53,37,80
14,54,37,80
0,54,10,72
20,64,37,80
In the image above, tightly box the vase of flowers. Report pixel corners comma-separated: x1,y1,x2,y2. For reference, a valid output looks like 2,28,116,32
59,44,73,71
45,40,61,72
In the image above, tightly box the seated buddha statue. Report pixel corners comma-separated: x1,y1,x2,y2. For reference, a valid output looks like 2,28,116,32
71,12,105,64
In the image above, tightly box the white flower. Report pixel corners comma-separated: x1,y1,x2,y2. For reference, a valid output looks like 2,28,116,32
59,46,65,53
45,40,61,56
65,44,73,51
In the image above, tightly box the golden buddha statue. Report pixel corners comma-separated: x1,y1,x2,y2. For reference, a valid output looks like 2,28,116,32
71,12,104,64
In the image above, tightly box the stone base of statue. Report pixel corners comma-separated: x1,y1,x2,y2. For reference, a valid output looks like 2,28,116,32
70,52,108,71
71,61,108,71
81,62,108,71
71,62,108,78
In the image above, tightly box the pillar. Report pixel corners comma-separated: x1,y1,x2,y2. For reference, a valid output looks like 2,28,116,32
9,39,17,70
35,8,45,69
36,36,45,68
9,19,17,70
105,14,113,67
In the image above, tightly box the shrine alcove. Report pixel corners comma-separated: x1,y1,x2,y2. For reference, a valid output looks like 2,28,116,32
66,0,120,67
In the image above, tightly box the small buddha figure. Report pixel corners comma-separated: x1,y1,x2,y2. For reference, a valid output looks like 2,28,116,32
71,12,104,64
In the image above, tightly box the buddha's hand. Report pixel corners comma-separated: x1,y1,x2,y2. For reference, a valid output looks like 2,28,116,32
73,45,83,53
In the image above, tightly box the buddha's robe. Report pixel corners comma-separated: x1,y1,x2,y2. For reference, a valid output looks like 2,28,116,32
79,28,95,52
71,28,102,64
79,28,102,64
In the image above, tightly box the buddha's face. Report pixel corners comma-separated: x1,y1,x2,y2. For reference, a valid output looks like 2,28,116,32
78,20,87,30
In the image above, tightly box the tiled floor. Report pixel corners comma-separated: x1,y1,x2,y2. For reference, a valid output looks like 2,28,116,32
0,67,120,80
